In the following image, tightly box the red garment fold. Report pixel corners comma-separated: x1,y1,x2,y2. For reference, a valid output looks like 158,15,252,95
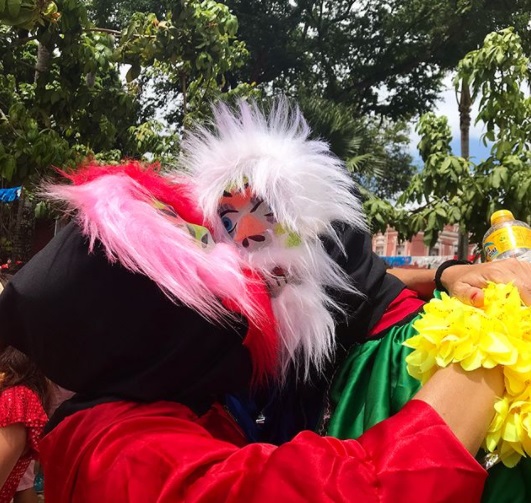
369,287,425,338
40,399,486,503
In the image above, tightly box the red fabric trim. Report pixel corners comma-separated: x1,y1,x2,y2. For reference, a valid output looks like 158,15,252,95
61,162,205,227
369,288,425,338
40,399,485,503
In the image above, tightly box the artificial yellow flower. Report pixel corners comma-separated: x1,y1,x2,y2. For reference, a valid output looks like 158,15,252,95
405,282,531,467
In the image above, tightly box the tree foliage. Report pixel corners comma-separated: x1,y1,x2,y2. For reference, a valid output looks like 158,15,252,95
114,1,252,126
1,0,150,187
356,119,416,201
3,1,531,260
0,0,254,261
0,0,255,184
296,96,416,203
223,0,531,238
0,0,59,29
457,28,531,242
226,0,531,119
387,28,531,248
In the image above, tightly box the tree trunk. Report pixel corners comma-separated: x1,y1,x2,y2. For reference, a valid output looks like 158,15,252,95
13,40,56,262
0,201,16,262
34,42,52,82
459,83,471,159
457,81,472,260
11,190,35,264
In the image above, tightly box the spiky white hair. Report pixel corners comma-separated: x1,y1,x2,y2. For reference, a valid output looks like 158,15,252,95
182,98,367,380
182,98,367,242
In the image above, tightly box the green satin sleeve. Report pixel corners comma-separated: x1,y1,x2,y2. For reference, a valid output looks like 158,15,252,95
326,317,531,503
482,462,531,503
327,317,421,440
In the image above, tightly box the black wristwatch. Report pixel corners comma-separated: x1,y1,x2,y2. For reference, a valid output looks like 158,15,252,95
434,259,472,293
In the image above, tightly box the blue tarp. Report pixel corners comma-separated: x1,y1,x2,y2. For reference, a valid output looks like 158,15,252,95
0,186,22,203
381,256,412,267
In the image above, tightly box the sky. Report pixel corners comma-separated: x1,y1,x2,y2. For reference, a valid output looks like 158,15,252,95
408,74,491,165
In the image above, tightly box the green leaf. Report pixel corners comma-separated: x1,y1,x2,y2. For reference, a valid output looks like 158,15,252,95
43,1,57,16
491,169,501,189
125,63,141,82
34,200,49,219
0,155,16,181
516,178,531,200
427,211,437,229
439,157,451,173
423,230,433,247
435,207,447,219
6,0,21,18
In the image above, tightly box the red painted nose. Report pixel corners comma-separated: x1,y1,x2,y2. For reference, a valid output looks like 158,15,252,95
234,215,267,247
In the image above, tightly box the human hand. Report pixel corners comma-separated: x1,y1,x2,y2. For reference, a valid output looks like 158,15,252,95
440,258,531,307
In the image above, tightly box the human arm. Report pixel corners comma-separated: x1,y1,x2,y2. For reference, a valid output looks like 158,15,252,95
0,386,47,495
0,423,26,489
14,461,38,503
45,364,500,503
388,258,531,307
414,364,503,455
387,267,436,300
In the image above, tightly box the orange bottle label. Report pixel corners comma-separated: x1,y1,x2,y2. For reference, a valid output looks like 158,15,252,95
483,226,531,261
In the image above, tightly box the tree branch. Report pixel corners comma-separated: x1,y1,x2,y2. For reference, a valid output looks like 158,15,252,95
0,106,23,138
84,27,155,39
84,27,122,36
15,35,38,45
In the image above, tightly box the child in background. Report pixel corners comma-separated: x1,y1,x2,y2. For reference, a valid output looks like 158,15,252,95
0,274,48,503
14,461,38,503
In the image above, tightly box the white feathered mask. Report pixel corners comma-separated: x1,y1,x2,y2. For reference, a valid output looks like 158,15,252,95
182,98,367,379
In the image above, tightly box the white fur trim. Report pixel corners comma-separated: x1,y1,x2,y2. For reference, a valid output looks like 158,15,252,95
182,98,367,242
182,98,367,379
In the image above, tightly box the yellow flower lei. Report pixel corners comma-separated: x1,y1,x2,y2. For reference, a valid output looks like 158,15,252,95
404,282,531,467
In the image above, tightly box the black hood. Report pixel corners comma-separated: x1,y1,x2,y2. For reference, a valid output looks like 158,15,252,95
326,223,405,350
0,222,252,416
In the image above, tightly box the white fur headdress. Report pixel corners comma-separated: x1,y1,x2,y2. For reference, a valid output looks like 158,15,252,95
182,98,367,379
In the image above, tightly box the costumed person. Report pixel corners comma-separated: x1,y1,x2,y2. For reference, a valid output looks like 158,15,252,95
182,99,531,503
0,98,522,502
14,462,38,503
0,275,48,503
326,253,531,503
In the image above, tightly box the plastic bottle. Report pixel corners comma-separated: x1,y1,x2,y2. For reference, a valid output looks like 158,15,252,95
482,210,531,262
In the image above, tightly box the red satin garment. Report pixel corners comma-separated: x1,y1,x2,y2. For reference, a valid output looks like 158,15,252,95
40,399,486,503
369,287,425,338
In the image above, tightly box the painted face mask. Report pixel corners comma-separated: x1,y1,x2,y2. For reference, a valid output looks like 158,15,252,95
218,184,302,251
152,198,213,250
218,184,301,297
218,184,277,252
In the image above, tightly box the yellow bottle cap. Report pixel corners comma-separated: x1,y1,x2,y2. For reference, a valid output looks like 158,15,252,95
490,209,515,226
